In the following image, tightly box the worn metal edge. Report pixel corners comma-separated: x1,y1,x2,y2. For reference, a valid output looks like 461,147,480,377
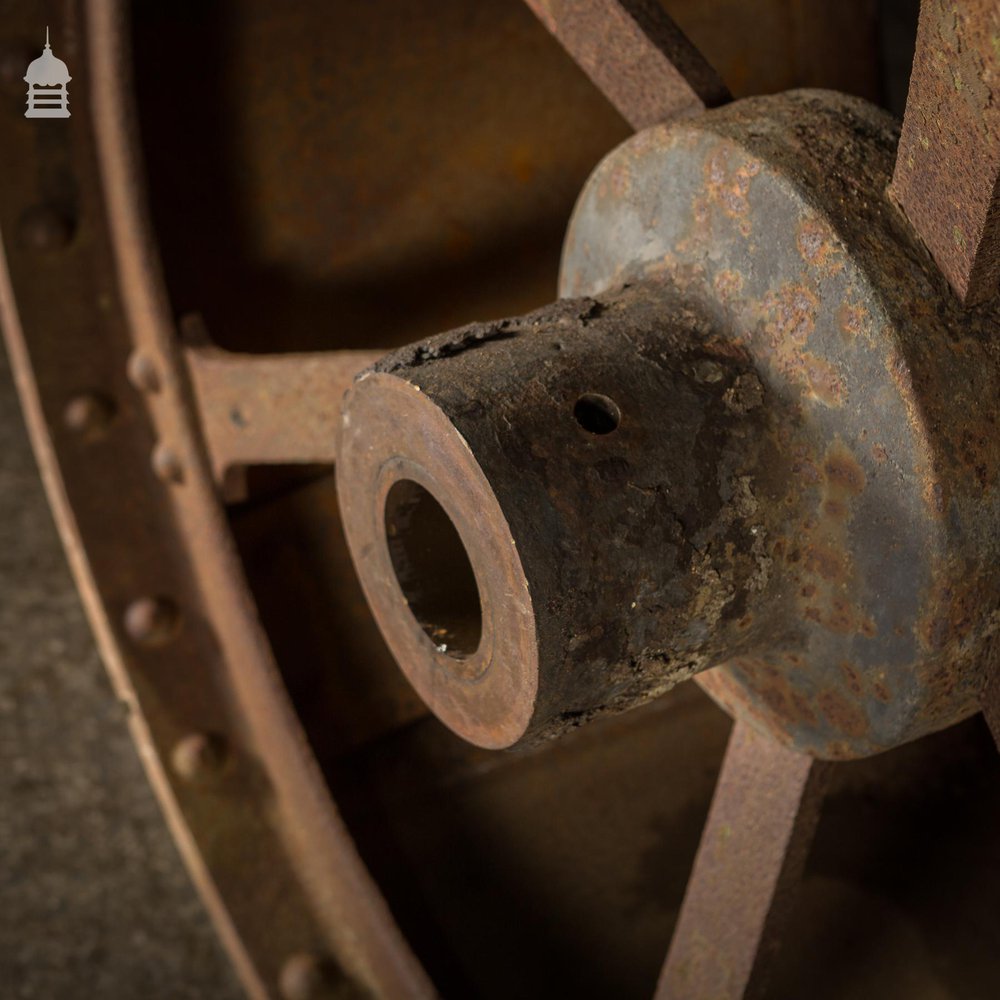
85,3,435,996
0,225,264,996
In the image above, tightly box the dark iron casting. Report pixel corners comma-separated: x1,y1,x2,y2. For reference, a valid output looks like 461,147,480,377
339,90,1000,760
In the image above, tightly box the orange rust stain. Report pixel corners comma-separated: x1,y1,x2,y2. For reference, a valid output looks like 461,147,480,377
824,443,866,497
728,656,820,730
757,284,856,406
823,499,849,520
817,688,868,738
918,567,984,653
804,545,846,581
802,354,847,407
886,352,915,399
823,740,854,760
713,268,744,302
840,661,863,696
792,458,823,485
837,302,867,340
871,442,888,464
791,691,818,726
796,217,843,272
704,146,762,224
760,683,792,718
761,283,819,352
923,479,946,517
818,598,877,638
609,161,632,200
826,596,856,633
798,590,877,639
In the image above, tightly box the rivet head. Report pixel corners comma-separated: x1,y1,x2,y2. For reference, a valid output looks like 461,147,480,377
171,732,227,781
126,350,161,394
151,442,184,483
123,596,179,646
279,953,347,1000
63,392,116,439
18,205,74,252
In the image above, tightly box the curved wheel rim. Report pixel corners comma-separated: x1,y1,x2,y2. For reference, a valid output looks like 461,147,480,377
0,2,431,996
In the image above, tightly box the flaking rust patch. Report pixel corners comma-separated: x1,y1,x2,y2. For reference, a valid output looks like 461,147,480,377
792,439,876,638
684,142,763,244
797,216,845,274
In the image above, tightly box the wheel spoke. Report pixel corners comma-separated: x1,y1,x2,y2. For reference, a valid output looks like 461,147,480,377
889,0,1000,304
182,327,382,493
521,0,729,129
656,721,833,1000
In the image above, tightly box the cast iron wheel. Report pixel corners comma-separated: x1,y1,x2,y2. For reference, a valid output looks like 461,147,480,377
2,2,1000,998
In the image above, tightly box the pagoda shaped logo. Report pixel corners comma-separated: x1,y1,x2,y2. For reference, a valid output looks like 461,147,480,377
24,27,71,119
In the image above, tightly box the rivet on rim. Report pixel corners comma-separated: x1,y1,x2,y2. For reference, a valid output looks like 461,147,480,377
278,952,349,1000
126,350,162,394
171,732,228,782
63,391,116,440
123,596,180,646
151,442,184,484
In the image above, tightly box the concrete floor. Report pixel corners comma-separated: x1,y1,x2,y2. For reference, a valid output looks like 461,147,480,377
0,340,241,998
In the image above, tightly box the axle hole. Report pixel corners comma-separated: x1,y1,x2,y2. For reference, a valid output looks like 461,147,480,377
384,480,482,658
574,393,621,435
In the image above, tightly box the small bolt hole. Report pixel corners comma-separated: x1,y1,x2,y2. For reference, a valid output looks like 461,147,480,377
574,393,621,435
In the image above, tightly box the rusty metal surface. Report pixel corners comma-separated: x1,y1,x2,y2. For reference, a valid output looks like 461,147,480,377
183,329,380,490
561,90,1000,758
890,0,1000,305
0,2,432,996
339,284,789,749
337,89,1000,760
0,339,242,1000
7,0,998,996
657,721,831,999
523,0,730,128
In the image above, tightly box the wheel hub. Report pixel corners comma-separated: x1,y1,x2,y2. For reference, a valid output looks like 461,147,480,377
339,90,1000,758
